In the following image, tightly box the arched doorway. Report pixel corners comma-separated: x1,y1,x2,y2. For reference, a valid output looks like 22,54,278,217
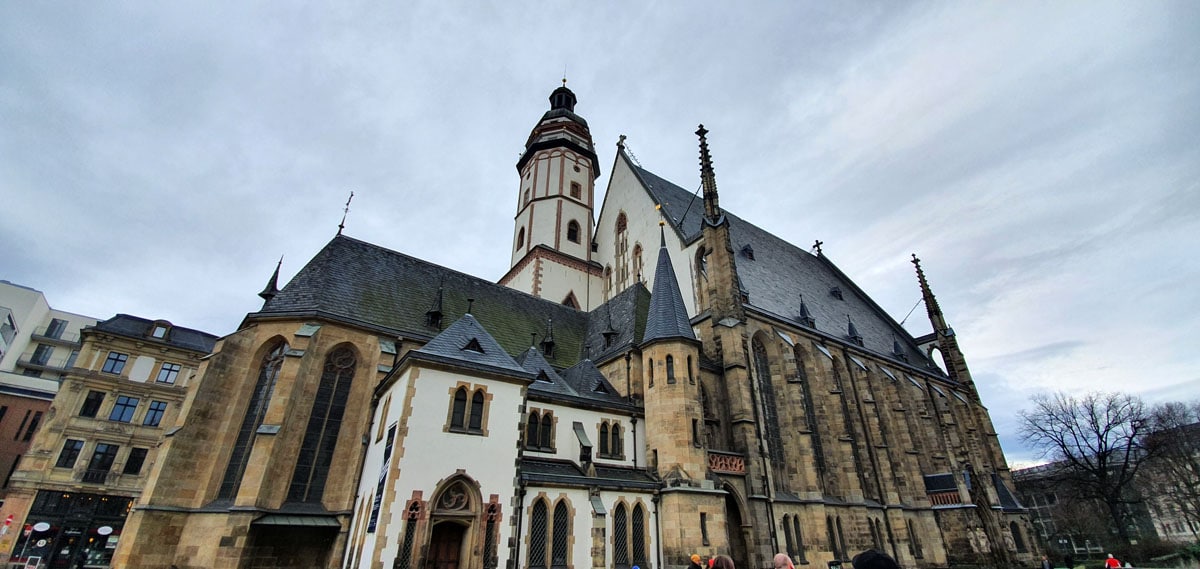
428,522,467,569
724,490,749,569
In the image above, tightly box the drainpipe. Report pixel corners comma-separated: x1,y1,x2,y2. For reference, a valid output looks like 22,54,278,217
625,349,638,468
653,493,663,569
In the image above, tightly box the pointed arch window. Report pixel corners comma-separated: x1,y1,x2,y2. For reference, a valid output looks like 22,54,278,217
552,501,570,568
615,212,629,287
599,423,610,455
908,519,924,558
753,338,786,487
613,503,629,569
782,515,796,560
632,243,644,282
540,413,553,449
793,515,807,562
827,516,841,560
529,499,549,569
452,387,468,427
631,503,648,567
526,409,554,452
666,355,676,384
220,341,287,500
611,423,623,458
567,220,580,244
288,346,356,503
1010,521,1027,553
448,385,489,435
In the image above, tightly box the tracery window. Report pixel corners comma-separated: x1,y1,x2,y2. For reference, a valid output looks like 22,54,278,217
396,501,421,569
753,338,786,489
288,346,356,503
220,341,286,500
615,213,629,288
612,502,648,569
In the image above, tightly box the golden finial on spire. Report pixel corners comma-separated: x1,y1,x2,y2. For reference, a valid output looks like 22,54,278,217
562,76,567,88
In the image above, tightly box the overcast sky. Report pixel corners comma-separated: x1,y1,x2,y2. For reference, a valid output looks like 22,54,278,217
2,2,1198,466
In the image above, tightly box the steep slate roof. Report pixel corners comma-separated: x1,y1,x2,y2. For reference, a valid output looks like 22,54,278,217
641,229,697,345
559,360,628,406
581,284,650,363
517,347,579,399
91,314,217,353
410,314,533,380
520,457,658,490
626,155,940,372
255,235,589,367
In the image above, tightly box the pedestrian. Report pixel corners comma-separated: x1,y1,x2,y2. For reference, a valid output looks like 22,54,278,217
690,554,704,569
774,553,795,569
1105,554,1121,569
1041,555,1052,569
713,555,736,569
851,550,900,569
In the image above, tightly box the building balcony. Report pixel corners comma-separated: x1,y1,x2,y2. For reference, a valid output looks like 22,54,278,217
30,326,82,347
16,354,73,374
708,450,746,475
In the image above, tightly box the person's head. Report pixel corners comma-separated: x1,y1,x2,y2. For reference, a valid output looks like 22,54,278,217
1108,555,1114,559
713,555,736,569
692,555,702,565
852,550,900,569
774,553,795,569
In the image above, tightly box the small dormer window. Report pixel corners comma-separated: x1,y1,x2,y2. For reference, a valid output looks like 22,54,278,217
536,370,550,382
462,338,484,353
741,244,755,260
830,287,843,300
150,322,170,339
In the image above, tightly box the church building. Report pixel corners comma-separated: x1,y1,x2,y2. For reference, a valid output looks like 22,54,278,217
110,85,1033,569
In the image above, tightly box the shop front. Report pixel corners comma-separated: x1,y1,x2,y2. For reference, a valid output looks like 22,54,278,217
8,491,132,569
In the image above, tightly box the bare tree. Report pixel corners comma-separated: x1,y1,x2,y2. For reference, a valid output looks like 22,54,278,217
1019,391,1155,546
1145,401,1200,540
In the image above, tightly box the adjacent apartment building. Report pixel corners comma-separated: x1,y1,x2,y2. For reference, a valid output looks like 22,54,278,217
0,314,216,568
0,281,98,505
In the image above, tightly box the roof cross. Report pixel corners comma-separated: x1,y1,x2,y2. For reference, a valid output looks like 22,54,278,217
337,191,355,235
812,239,824,255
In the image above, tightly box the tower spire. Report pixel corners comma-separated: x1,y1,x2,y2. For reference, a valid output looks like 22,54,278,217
258,256,283,303
912,254,974,388
912,254,949,333
642,225,696,345
696,125,724,226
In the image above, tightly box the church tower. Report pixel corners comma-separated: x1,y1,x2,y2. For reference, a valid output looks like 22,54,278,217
499,82,604,310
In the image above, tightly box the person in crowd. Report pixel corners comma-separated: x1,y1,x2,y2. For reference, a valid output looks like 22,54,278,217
712,555,736,569
1105,554,1121,569
774,553,795,569
1041,555,1052,569
689,554,704,569
851,550,900,569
